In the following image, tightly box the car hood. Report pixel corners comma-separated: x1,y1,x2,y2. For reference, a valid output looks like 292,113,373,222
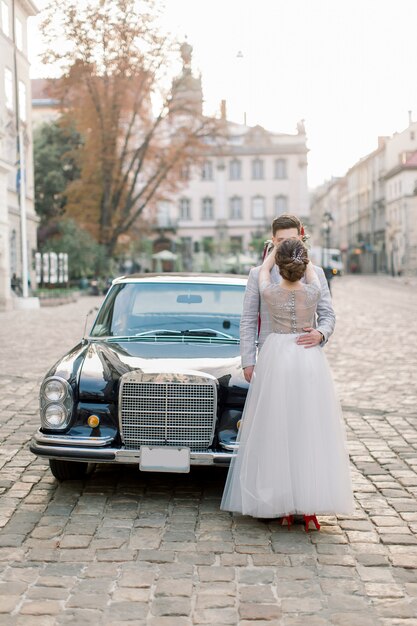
78,340,246,401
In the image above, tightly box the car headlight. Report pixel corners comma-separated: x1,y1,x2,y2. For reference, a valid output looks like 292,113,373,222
43,379,66,402
44,403,68,428
40,376,73,430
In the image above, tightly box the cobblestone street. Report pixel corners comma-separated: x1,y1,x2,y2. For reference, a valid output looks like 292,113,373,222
0,275,416,625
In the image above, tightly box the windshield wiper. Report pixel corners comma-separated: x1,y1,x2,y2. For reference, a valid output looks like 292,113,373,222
134,329,181,337
186,328,236,340
102,332,239,344
133,328,237,339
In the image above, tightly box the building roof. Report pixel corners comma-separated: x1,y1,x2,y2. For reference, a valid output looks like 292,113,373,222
345,137,388,176
202,121,307,157
31,78,60,104
384,150,417,180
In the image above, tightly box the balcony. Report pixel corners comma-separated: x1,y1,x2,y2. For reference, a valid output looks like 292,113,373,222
152,216,178,232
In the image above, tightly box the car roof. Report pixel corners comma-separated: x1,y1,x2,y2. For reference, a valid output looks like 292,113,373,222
112,273,248,286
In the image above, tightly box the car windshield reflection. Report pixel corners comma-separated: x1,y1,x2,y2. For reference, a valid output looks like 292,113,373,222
90,282,245,342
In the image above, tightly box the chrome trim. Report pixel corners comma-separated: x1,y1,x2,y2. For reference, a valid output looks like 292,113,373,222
111,275,247,287
39,376,74,430
34,430,115,447
118,370,218,452
113,449,233,464
30,441,233,465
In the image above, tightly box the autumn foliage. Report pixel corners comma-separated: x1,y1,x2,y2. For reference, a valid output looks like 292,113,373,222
41,0,218,256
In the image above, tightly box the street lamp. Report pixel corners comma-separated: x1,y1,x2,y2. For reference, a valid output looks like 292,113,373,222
10,0,39,309
321,211,334,268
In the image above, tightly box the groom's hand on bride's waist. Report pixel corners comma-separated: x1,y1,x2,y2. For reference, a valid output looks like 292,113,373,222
297,328,324,348
243,366,255,382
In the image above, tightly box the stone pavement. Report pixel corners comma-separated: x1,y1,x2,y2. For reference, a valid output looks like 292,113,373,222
0,275,416,625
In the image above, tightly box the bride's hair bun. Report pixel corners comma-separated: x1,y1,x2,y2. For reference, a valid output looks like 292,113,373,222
275,239,308,282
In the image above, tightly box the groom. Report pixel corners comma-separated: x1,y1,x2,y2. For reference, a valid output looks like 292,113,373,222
241,214,335,382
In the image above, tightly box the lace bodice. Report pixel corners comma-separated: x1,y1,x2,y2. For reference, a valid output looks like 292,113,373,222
260,282,321,334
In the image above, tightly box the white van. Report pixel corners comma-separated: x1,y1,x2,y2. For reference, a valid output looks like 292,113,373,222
309,247,344,275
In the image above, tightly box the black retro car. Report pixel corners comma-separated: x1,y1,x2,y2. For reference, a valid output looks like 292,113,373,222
30,274,249,480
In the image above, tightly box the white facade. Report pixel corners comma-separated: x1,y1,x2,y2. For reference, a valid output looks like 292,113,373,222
0,0,38,309
310,119,417,275
385,157,417,275
385,117,417,172
156,122,308,270
311,140,388,274
148,45,309,271
309,177,343,249
382,117,417,274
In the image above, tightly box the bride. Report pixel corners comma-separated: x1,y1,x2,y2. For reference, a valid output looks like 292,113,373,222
221,239,354,531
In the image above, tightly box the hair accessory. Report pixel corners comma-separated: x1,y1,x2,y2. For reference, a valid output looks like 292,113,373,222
292,248,305,264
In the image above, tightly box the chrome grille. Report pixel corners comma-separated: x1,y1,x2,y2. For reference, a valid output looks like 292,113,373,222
120,380,217,451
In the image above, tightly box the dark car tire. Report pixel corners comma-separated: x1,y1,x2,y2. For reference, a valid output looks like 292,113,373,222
49,459,89,481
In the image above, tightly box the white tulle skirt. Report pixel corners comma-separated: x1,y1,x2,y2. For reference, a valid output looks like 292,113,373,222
221,333,355,518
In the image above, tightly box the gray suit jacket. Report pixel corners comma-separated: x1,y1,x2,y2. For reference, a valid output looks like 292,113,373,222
240,264,336,369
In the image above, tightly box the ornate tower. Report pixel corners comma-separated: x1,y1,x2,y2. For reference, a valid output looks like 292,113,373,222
171,41,203,116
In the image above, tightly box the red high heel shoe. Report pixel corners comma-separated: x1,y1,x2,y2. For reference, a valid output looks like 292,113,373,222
303,514,320,532
280,515,294,530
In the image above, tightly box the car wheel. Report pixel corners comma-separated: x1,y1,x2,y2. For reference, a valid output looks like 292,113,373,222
49,459,89,481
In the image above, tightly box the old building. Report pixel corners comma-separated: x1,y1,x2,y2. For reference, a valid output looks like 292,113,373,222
385,150,417,275
310,115,417,276
311,138,387,274
31,77,60,128
0,0,38,309
310,176,343,248
151,44,309,271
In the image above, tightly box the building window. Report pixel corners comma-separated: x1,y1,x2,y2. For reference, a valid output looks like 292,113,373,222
179,163,190,181
274,195,288,214
156,201,172,228
251,196,265,219
201,160,213,181
15,16,23,50
201,197,214,220
18,80,26,122
229,159,241,180
1,1,10,37
179,197,191,220
252,158,264,180
4,67,13,110
229,196,243,220
275,158,287,179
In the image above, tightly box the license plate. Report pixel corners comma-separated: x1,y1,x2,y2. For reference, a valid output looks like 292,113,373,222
139,446,190,473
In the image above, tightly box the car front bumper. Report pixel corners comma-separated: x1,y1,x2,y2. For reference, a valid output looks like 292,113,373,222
30,430,233,466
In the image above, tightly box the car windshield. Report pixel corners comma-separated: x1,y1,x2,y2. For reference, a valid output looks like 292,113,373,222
90,281,246,341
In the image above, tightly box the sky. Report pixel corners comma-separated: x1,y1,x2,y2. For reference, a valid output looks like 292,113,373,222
28,0,417,187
